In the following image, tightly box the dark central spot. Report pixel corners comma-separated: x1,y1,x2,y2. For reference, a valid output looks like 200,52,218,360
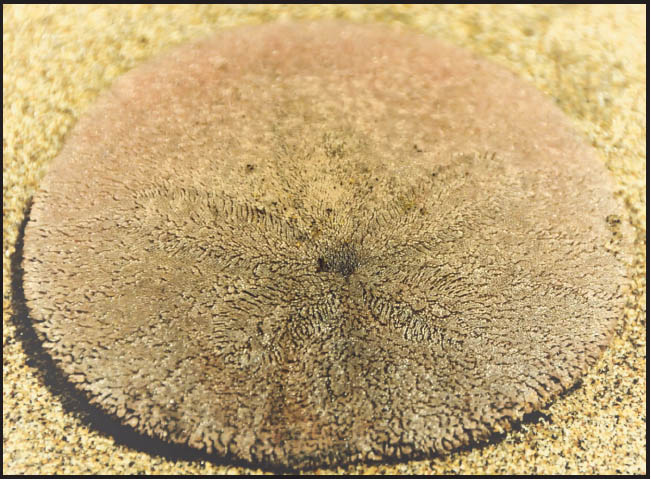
316,242,360,277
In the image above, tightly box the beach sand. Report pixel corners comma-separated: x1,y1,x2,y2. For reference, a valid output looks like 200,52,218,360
3,4,645,475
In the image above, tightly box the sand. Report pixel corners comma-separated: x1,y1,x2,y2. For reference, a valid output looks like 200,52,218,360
3,4,646,475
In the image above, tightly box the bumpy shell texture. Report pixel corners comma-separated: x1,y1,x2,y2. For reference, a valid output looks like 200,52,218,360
22,21,625,469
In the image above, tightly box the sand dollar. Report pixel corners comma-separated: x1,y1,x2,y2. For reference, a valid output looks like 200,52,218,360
22,21,626,469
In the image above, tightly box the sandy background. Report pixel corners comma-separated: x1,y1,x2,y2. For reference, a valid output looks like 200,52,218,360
3,4,646,475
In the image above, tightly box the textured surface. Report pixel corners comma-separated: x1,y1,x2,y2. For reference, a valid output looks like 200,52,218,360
3,5,646,475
